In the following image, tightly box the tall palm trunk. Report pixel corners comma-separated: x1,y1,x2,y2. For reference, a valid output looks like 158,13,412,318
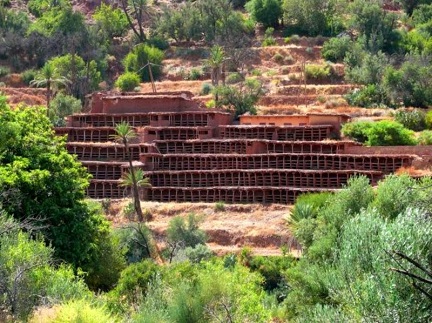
123,137,144,221
46,81,51,116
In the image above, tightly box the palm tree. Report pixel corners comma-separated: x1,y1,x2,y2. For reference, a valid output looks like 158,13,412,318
205,45,226,105
111,122,148,221
205,45,225,87
30,63,70,114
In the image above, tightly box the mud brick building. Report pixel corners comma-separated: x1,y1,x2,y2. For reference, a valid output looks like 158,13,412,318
56,92,427,204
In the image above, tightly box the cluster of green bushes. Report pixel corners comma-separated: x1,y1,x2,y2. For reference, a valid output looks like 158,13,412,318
284,175,432,321
342,110,432,146
320,2,432,108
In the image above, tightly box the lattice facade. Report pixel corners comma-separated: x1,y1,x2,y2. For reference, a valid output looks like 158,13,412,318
57,93,417,201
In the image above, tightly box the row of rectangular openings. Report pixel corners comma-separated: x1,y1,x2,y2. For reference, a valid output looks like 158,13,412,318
84,164,123,179
266,142,346,154
58,128,117,142
155,141,247,154
147,171,380,188
147,187,334,204
171,114,208,126
68,145,144,161
219,126,332,141
72,115,150,127
158,128,202,140
154,141,347,155
87,182,130,199
150,154,412,173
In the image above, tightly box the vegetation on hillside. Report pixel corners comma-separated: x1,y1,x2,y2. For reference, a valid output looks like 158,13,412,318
1,1,432,321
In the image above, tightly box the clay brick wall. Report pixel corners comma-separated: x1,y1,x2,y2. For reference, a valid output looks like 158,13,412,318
140,153,413,173
101,96,201,114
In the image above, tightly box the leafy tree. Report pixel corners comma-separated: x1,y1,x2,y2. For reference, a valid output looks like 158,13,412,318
108,260,158,311
393,109,426,131
283,0,343,36
115,72,141,91
0,98,112,274
111,122,146,222
134,261,271,322
165,214,207,262
215,79,265,118
246,0,283,28
396,0,432,16
93,3,129,41
123,44,164,82
116,223,157,264
383,54,432,107
119,0,150,42
321,36,353,62
27,0,68,18
156,2,203,42
30,62,71,111
0,213,91,320
47,54,102,99
342,120,416,146
49,93,82,126
348,0,400,53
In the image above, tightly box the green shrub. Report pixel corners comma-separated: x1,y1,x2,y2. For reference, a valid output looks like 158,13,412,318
426,110,432,129
31,299,118,323
342,120,416,146
345,84,387,108
262,37,277,47
167,213,207,249
393,109,426,131
147,36,170,51
115,72,140,91
184,244,214,263
418,130,432,145
341,120,375,143
305,64,331,80
109,260,158,308
366,120,417,146
250,68,261,76
214,201,226,212
21,69,36,85
201,83,212,95
273,53,284,64
123,44,164,82
226,72,244,84
321,36,352,62
187,68,202,80
0,66,10,78
49,93,82,126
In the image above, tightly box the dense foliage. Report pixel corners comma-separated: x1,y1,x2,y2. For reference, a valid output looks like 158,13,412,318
341,120,417,145
284,175,432,321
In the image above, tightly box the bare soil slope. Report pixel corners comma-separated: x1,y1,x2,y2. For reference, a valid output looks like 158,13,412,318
107,200,298,257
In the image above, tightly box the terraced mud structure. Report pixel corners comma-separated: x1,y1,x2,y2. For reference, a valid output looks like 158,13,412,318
57,92,421,203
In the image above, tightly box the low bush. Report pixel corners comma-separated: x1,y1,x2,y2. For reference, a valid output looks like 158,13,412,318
345,85,387,108
21,69,36,85
187,68,202,80
393,109,426,131
115,72,140,92
342,120,417,146
273,53,284,64
201,83,212,95
0,66,10,78
425,110,432,129
304,64,331,81
226,72,244,84
418,130,432,145
321,36,352,62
